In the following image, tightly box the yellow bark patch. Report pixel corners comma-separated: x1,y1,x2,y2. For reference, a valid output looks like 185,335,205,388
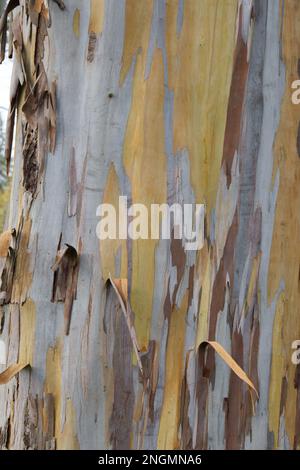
89,0,105,34
99,163,127,280
268,0,300,447
32,0,43,14
59,399,80,450
119,0,153,85
246,253,261,308
268,293,287,448
0,184,11,232
123,48,167,351
166,0,238,215
11,217,32,304
0,230,12,257
45,342,62,437
45,342,79,449
196,245,211,348
73,9,80,38
157,293,188,449
19,299,36,366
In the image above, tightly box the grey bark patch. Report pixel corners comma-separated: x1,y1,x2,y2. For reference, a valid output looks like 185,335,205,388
68,148,78,217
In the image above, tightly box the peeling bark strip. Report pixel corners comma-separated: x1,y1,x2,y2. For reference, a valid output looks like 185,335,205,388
22,124,38,193
0,0,300,450
108,277,143,375
0,229,16,304
52,0,65,10
199,341,259,412
52,242,79,335
0,363,29,385
0,0,19,63
2,0,60,177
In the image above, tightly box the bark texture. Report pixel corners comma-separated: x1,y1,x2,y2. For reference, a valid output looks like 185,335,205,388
0,0,299,450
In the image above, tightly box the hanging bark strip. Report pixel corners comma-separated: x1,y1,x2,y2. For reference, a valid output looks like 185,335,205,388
109,276,143,375
52,243,79,336
1,0,61,178
199,340,259,413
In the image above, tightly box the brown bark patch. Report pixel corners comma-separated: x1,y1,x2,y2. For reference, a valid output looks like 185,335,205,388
103,283,134,450
22,124,39,194
221,9,249,187
87,31,97,63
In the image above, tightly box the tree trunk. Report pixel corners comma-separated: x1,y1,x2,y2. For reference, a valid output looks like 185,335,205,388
0,0,299,450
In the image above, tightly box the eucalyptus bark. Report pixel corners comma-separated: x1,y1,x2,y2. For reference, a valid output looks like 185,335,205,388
0,0,299,450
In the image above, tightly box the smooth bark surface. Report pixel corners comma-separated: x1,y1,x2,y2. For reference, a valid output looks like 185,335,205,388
0,0,299,450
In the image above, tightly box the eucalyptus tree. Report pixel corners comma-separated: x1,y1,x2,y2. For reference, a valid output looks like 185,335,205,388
0,0,299,450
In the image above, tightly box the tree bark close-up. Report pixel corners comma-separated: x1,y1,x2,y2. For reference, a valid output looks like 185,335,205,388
0,0,299,451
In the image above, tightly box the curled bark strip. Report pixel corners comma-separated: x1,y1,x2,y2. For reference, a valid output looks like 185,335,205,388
51,244,77,272
113,278,128,304
109,276,143,375
0,0,19,63
199,340,259,411
52,243,79,335
0,363,29,385
52,0,65,10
